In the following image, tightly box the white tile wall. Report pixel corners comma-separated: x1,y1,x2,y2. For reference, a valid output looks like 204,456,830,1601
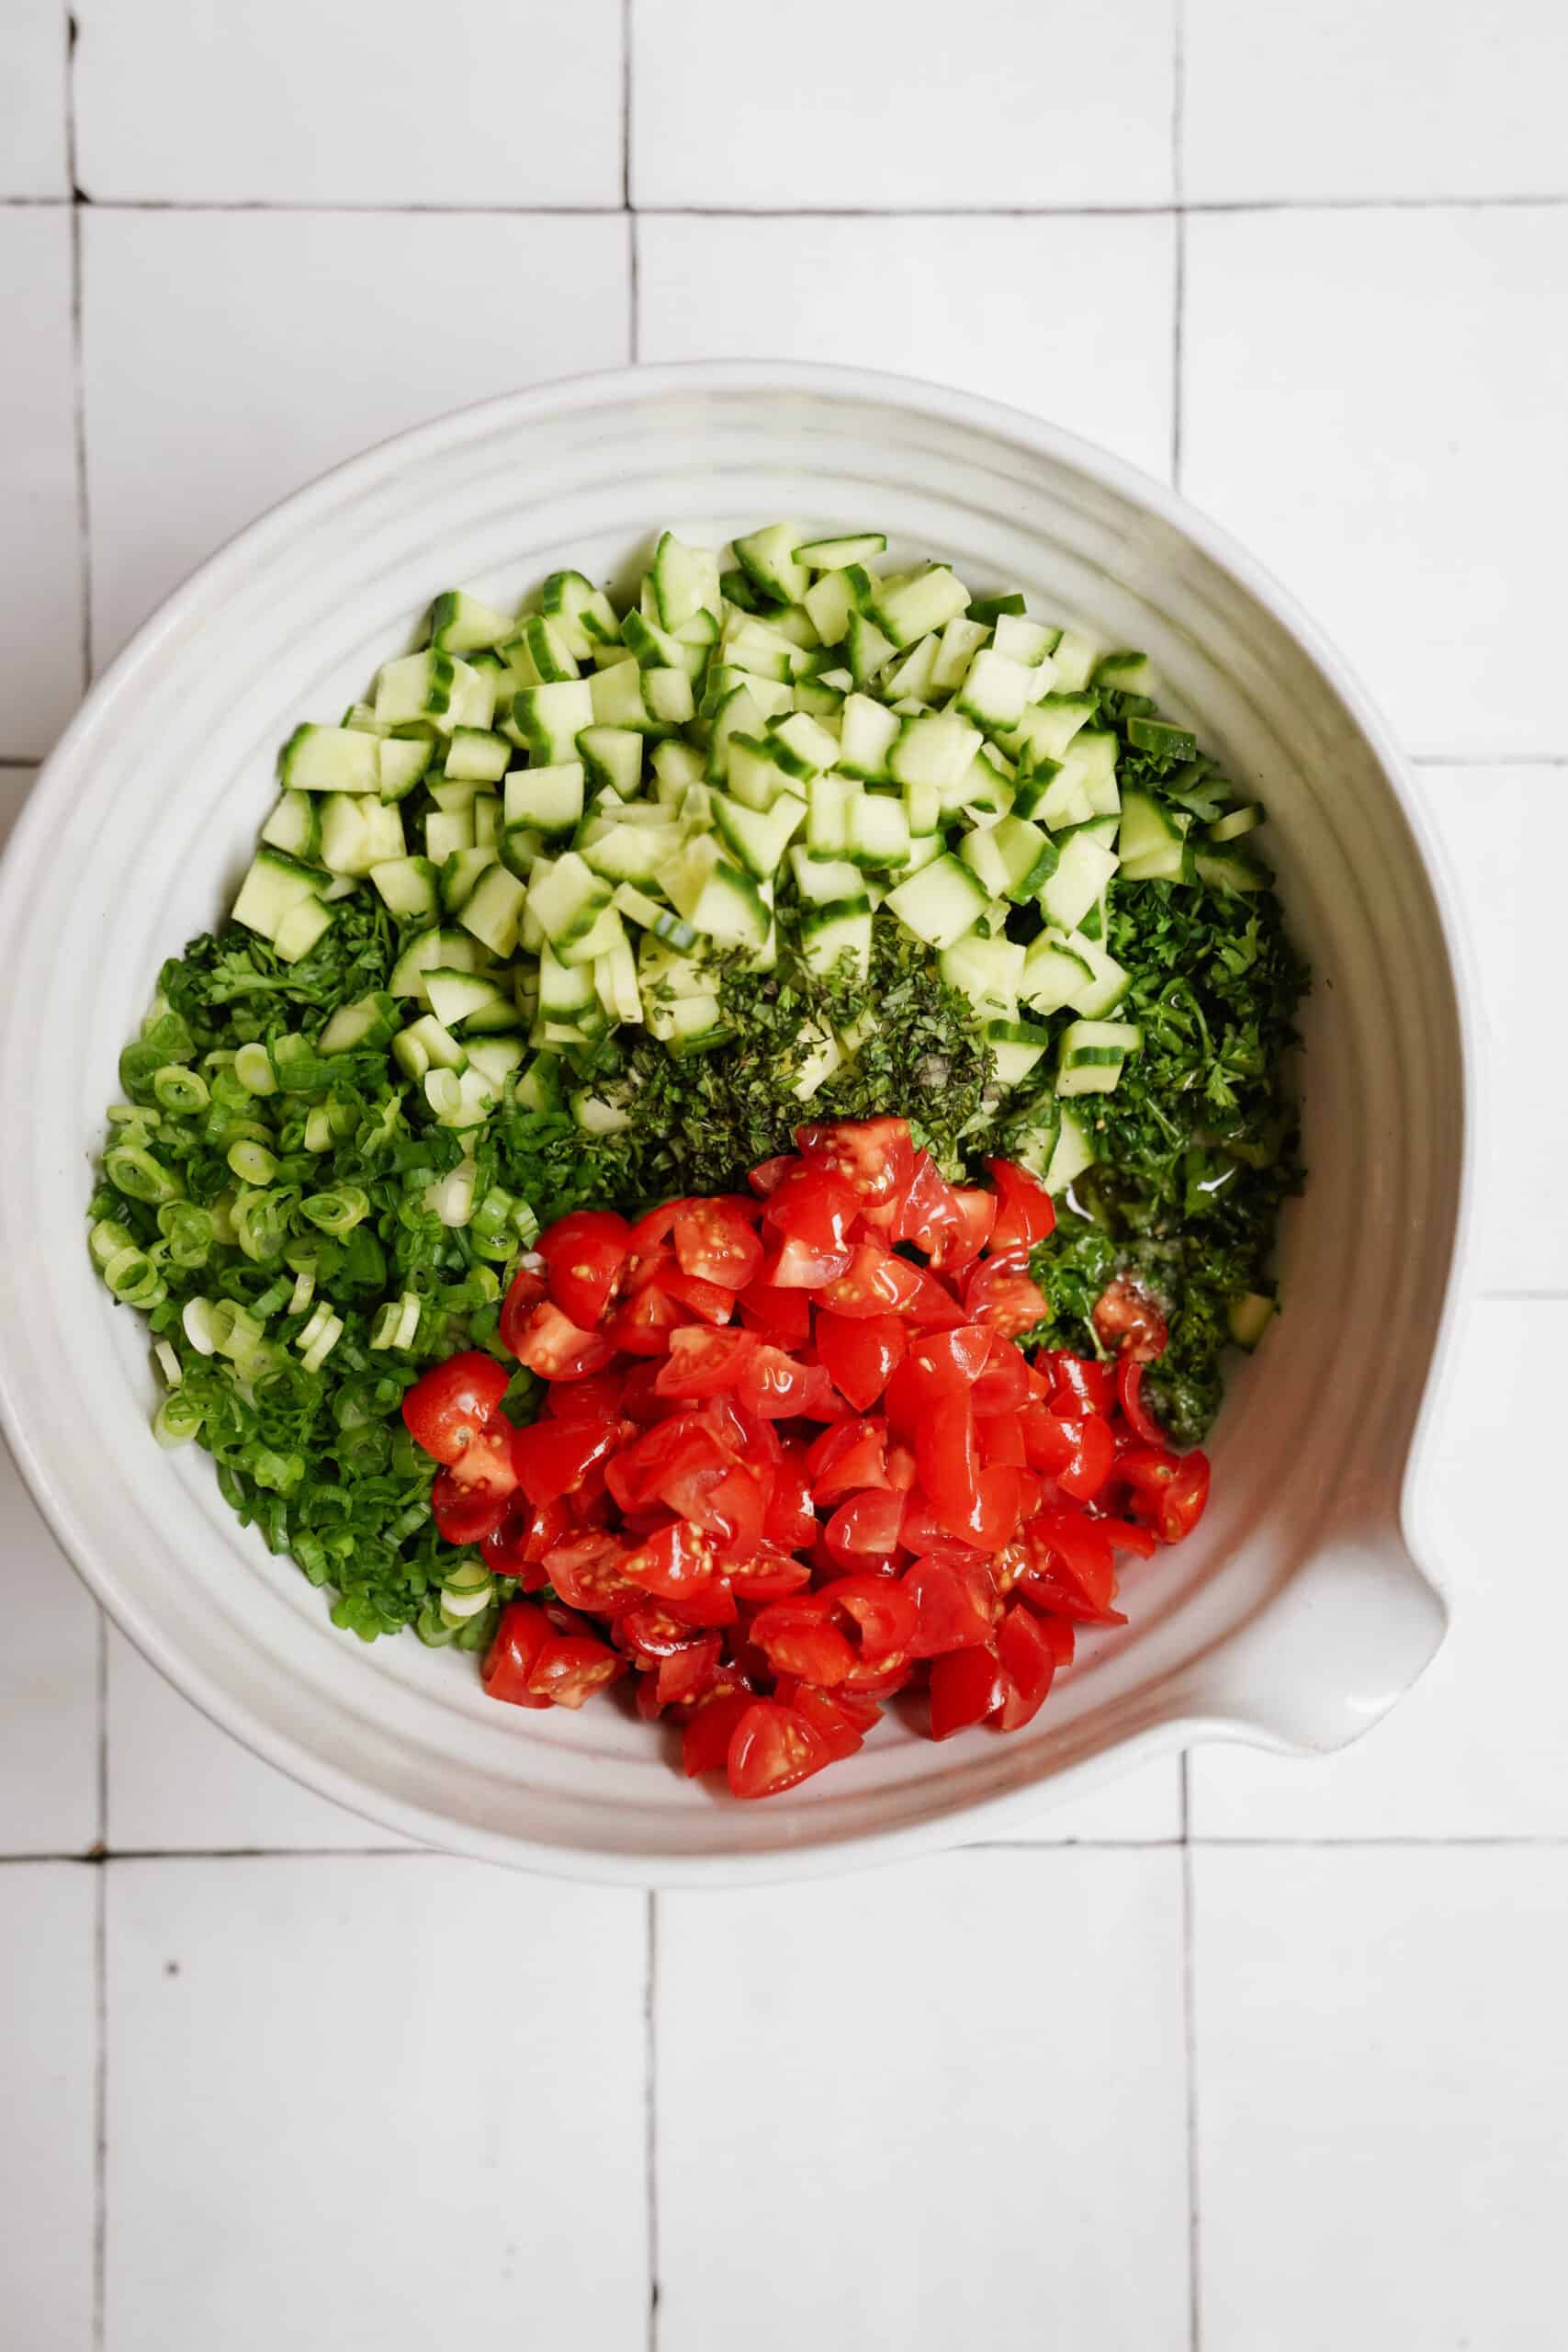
73,0,626,209
632,0,1177,211
1184,0,1568,203
637,211,1177,480
83,208,631,667
0,0,69,199
105,1858,649,2349
0,1863,96,2351
0,209,83,757
658,1850,1190,2352
1192,1847,1568,2351
1182,206,1568,758
6,6,1568,2346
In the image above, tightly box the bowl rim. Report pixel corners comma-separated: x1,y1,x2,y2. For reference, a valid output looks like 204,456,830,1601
0,356,1481,1879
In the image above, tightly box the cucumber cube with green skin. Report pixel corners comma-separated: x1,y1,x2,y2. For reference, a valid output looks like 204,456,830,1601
576,726,644,799
1043,1106,1096,1193
961,814,1055,903
1049,628,1100,691
1197,845,1272,894
1004,694,1097,765
803,569,855,646
427,591,514,655
540,570,622,661
439,847,500,915
231,848,325,944
769,710,840,780
871,567,971,649
375,650,494,733
929,616,991,696
524,849,612,947
511,680,594,764
514,615,581,684
800,899,874,980
377,734,434,802
1093,650,1153,696
887,711,982,791
940,933,1025,1022
881,634,942,703
790,851,863,905
503,762,585,837
793,532,887,569
992,614,1057,668
279,724,381,794
1041,831,1119,932
845,790,910,870
1127,713,1197,761
424,808,474,864
727,736,795,814
1021,933,1096,1016
807,773,858,856
1056,1019,1141,1098
651,531,723,631
733,522,811,608
883,852,988,949
651,738,705,801
1228,1293,1277,1351
393,1014,467,1081
837,693,900,782
956,647,1031,732
712,789,807,878
423,968,511,1031
443,728,511,784
370,856,439,924
317,992,398,1055
260,790,320,862
845,607,897,685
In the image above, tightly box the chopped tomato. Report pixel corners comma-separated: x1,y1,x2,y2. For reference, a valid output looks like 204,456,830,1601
510,1413,620,1508
907,1557,998,1656
995,1604,1058,1730
983,1157,1056,1263
653,1324,758,1398
526,1633,625,1710
543,1532,643,1618
970,1332,1031,1419
604,1281,689,1356
814,1309,905,1413
1117,1357,1168,1448
651,1261,738,1326
1046,1352,1118,1419
761,1446,817,1553
747,1153,795,1198
480,1600,553,1708
654,1634,724,1709
769,1233,853,1290
929,1645,1006,1739
816,1243,922,1318
750,1597,858,1687
822,1486,905,1572
818,1574,918,1665
432,1467,511,1546
400,1351,511,1468
624,1518,722,1602
795,1115,915,1207
964,1261,1050,1339
737,1343,824,1420
673,1197,764,1293
497,1262,547,1357
770,1679,871,1762
1021,1507,1119,1621
1093,1273,1168,1363
536,1208,633,1328
762,1161,860,1252
737,1277,812,1349
807,1418,890,1503
510,1300,616,1382
727,1699,831,1798
682,1690,756,1776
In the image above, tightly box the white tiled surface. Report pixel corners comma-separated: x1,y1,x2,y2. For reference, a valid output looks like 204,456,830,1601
5,8,1568,2346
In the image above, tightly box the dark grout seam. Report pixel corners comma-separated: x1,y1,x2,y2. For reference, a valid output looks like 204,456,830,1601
92,1859,107,2351
6,193,1568,220
1181,1844,1202,2352
645,1892,660,2352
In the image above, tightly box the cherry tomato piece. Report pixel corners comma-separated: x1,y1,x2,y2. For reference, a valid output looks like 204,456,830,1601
814,1308,905,1413
818,1574,918,1664
995,1603,1059,1730
682,1690,756,1777
737,1343,825,1420
497,1261,547,1357
807,1417,890,1503
737,1277,812,1349
400,1351,511,1467
964,1261,1050,1340
431,1467,511,1546
653,1325,759,1399
542,1532,643,1618
750,1598,858,1687
817,1243,923,1318
481,1600,555,1707
1093,1274,1168,1364
726,1700,831,1799
762,1161,860,1252
536,1209,632,1329
983,1157,1056,1263
795,1115,915,1208
1048,1352,1118,1418
1118,1356,1169,1448
823,1486,906,1572
672,1197,764,1293
510,1300,616,1382
623,1518,721,1602
906,1557,998,1656
928,1646,1007,1740
727,1545,815,1602
525,1634,624,1710
510,1413,620,1508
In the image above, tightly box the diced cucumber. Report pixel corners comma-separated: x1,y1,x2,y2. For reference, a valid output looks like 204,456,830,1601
443,727,511,785
791,851,863,905
881,634,942,703
795,532,887,570
940,933,1025,1022
540,570,621,661
986,1017,1054,1086
650,531,722,631
424,968,511,1030
1049,628,1100,692
1207,804,1264,844
593,931,644,1026
525,850,613,948
872,567,970,649
712,788,807,878
511,680,594,765
580,820,682,888
1041,830,1120,932
845,607,897,685
838,693,900,783
424,808,474,864
552,902,626,971
803,569,854,646
503,761,584,839
1228,1292,1277,1351
705,683,769,784
465,1035,527,1091
427,590,513,656
376,650,493,733
769,710,840,781
1044,1107,1096,1193
370,856,439,924
733,522,810,608
800,899,874,981
393,1013,467,1080
806,772,857,857
260,790,319,862
231,849,324,944
614,885,699,949
1056,1018,1141,1098
279,724,379,795
929,616,991,696
961,814,1055,903
439,846,499,914
992,615,1057,668
1126,713,1197,761
377,733,434,803
955,647,1031,732
576,726,643,799
845,790,910,870
1058,928,1130,1019
1006,694,1097,766
1093,650,1153,697
650,739,705,802
1021,932,1094,1016
647,990,728,1054
887,711,982,791
1119,786,1190,880
1197,846,1271,895
457,865,525,957
317,992,397,1056
687,854,771,949
538,941,597,1020
883,852,988,949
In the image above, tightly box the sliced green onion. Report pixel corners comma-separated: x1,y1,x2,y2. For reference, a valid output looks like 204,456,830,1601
105,1102,145,1125
152,1065,209,1114
369,1292,423,1351
157,1201,214,1270
299,1311,344,1374
102,1245,165,1307
299,1185,369,1237
440,1569,494,1622
90,1217,136,1269
232,1190,288,1263
216,1303,266,1363
153,1340,183,1386
153,1390,203,1449
288,1266,316,1317
302,1105,335,1153
182,1297,227,1355
389,1499,430,1543
425,1159,476,1228
209,1193,238,1247
423,1069,464,1125
105,1145,181,1204
227,1138,279,1185
233,1041,277,1096
249,1275,293,1317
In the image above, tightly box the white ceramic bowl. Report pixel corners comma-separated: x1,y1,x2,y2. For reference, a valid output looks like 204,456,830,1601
0,364,1473,1882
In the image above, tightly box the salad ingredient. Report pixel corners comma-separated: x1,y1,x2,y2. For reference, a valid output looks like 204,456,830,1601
396,1119,1211,1797
91,523,1302,1667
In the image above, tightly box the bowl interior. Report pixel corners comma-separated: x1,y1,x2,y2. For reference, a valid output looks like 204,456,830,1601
0,368,1464,1878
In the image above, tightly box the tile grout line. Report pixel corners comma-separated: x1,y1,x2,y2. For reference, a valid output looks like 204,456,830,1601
644,1890,660,2352
93,1860,107,2352
65,17,94,696
621,0,633,214
1170,0,1187,496
1180,1843,1202,2352
6,192,1568,219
